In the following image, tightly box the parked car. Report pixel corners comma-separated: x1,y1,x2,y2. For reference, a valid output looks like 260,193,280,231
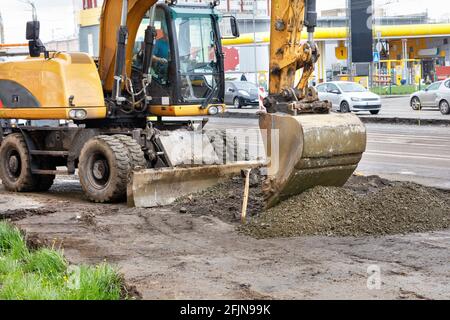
225,81,259,108
316,81,382,115
409,81,443,110
435,78,450,115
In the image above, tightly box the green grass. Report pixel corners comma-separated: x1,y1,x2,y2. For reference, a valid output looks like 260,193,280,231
0,221,125,300
371,85,418,95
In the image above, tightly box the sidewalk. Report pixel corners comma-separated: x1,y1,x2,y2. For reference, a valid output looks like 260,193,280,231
222,106,450,125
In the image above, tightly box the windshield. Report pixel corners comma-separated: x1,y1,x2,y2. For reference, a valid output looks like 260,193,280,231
174,15,220,101
233,82,257,91
339,83,367,93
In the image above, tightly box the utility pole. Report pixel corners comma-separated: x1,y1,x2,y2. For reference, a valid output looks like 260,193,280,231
346,0,353,81
0,10,5,44
253,0,258,84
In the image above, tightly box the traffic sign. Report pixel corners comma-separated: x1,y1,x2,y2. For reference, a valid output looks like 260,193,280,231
335,46,348,60
373,51,380,63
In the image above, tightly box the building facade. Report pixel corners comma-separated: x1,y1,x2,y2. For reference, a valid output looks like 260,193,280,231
77,1,450,86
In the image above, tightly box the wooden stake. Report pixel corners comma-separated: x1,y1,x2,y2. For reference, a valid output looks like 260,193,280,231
241,169,252,224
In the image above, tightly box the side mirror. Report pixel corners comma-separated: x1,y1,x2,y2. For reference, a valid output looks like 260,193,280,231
228,88,235,92
329,89,340,94
220,16,240,39
230,16,240,38
28,40,43,57
25,21,48,59
26,21,40,40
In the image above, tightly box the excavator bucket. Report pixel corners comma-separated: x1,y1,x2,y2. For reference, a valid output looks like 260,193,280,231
259,112,367,208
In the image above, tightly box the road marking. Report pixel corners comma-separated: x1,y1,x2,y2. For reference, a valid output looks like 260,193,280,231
368,142,450,149
368,133,445,138
365,151,450,161
399,171,416,175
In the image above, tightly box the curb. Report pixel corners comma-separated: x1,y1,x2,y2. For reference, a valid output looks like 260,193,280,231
220,112,450,126
359,117,450,126
380,95,410,99
219,112,258,119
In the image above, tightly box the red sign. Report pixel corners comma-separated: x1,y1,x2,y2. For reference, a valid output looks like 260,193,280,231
223,47,239,72
436,66,450,81
0,99,3,108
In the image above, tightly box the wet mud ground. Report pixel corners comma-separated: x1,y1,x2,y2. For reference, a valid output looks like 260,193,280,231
0,176,449,299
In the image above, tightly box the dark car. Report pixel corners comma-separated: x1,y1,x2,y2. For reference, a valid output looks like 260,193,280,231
225,81,259,108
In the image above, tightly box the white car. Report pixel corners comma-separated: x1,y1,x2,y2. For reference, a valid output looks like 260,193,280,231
410,81,443,110
436,78,450,115
316,81,382,115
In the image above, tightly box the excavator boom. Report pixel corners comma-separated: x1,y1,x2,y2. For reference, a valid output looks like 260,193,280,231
259,0,367,207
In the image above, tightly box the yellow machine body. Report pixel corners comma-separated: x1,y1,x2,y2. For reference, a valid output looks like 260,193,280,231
150,104,226,117
0,52,106,120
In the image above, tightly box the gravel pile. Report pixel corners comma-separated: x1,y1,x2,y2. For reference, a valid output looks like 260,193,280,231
176,174,450,238
240,181,450,238
174,171,265,223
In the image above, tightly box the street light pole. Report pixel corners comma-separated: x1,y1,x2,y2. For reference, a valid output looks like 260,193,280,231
0,11,5,44
346,0,353,81
253,0,258,84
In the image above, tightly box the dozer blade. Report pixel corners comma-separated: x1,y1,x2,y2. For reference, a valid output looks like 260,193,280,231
128,128,264,208
259,112,367,208
128,161,263,207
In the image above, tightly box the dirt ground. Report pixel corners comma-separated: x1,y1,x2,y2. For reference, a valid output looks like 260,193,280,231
1,177,449,300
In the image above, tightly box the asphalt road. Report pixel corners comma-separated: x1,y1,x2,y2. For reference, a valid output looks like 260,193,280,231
205,118,450,190
360,123,450,189
227,96,450,120
361,96,448,120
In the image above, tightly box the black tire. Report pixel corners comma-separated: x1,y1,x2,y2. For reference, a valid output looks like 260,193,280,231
78,135,131,203
233,97,242,109
370,110,380,115
0,133,37,192
340,101,350,113
411,97,422,110
439,100,450,115
113,135,147,169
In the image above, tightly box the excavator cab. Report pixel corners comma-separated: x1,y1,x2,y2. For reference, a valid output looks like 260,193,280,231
130,2,239,117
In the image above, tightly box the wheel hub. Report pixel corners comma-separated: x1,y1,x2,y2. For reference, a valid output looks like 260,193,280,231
92,160,108,180
8,154,20,175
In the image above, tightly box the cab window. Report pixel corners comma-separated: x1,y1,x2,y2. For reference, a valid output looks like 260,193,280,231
174,15,219,101
132,8,171,86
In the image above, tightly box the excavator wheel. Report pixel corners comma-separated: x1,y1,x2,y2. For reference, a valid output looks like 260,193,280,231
113,135,147,169
0,133,38,192
78,135,131,203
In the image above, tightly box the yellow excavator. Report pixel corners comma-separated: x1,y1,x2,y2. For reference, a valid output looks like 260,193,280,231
0,0,366,208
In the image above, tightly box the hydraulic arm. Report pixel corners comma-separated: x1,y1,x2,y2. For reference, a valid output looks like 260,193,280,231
259,0,367,207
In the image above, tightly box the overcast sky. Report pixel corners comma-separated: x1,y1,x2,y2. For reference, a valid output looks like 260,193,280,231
1,0,80,43
1,0,449,43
